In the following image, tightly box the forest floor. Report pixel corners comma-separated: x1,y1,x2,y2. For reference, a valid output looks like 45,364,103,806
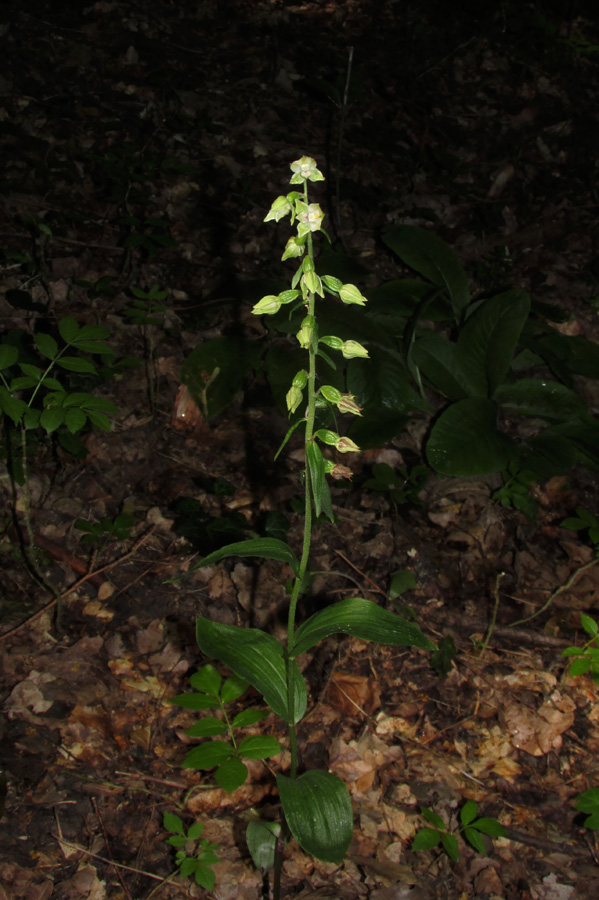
1,1,599,899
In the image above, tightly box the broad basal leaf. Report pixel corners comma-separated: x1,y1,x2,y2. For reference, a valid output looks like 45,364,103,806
381,225,470,321
195,617,307,724
426,398,513,476
455,290,530,397
277,770,353,864
292,597,435,657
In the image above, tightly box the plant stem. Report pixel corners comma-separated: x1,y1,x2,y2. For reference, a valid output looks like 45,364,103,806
285,181,317,779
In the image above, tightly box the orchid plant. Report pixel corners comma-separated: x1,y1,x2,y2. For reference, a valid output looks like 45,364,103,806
171,157,434,895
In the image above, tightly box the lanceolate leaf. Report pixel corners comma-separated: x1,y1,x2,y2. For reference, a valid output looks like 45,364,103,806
306,440,333,521
277,770,353,864
291,597,435,657
189,538,300,576
195,617,307,724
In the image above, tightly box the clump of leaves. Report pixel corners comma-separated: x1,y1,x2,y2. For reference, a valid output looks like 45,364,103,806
74,513,135,545
412,801,507,861
170,664,281,793
163,813,219,890
493,462,539,520
574,788,599,830
560,507,599,555
562,613,599,682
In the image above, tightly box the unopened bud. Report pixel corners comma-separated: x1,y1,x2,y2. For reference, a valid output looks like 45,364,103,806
252,295,281,315
339,283,367,306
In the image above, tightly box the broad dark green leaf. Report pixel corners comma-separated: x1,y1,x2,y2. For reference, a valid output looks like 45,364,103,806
412,828,441,851
237,735,282,759
190,538,299,576
231,709,268,728
441,832,459,861
189,664,221,695
426,398,513,476
163,812,184,835
34,333,57,360
0,345,18,371
382,225,470,320
215,756,248,792
291,597,435,657
246,819,280,874
195,617,307,724
455,290,530,397
40,407,65,433
495,379,586,420
58,316,80,343
181,337,261,419
0,388,26,425
460,800,478,825
472,818,507,837
185,718,228,737
411,332,467,401
64,408,87,434
182,740,234,769
221,675,249,703
56,357,97,374
463,826,486,854
277,770,353,864
169,692,218,710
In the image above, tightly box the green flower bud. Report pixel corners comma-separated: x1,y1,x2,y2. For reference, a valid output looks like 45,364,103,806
339,283,368,306
282,237,305,260
314,429,340,446
289,156,325,184
301,256,315,273
252,295,281,315
292,369,308,389
335,435,361,453
264,195,293,223
279,289,301,305
319,335,344,351
296,316,315,349
320,385,342,405
341,340,369,359
286,385,303,414
300,270,324,298
322,275,343,293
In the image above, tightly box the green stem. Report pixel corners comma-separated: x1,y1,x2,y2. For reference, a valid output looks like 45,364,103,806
285,181,317,779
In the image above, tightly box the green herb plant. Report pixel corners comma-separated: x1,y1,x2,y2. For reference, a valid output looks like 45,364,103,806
574,788,599,831
163,813,220,891
562,613,599,683
560,507,599,556
0,316,117,621
171,663,281,792
173,158,435,897
412,801,507,862
74,513,135,547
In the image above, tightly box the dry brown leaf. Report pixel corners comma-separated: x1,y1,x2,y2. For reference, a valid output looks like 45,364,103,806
328,672,382,717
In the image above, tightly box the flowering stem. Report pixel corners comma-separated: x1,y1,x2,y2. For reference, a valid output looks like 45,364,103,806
286,180,316,779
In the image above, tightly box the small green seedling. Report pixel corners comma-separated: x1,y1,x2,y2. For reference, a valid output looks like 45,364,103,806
74,513,135,545
170,664,281,793
412,801,507,862
574,788,599,830
163,813,219,891
493,463,539,520
561,508,599,555
562,613,599,682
